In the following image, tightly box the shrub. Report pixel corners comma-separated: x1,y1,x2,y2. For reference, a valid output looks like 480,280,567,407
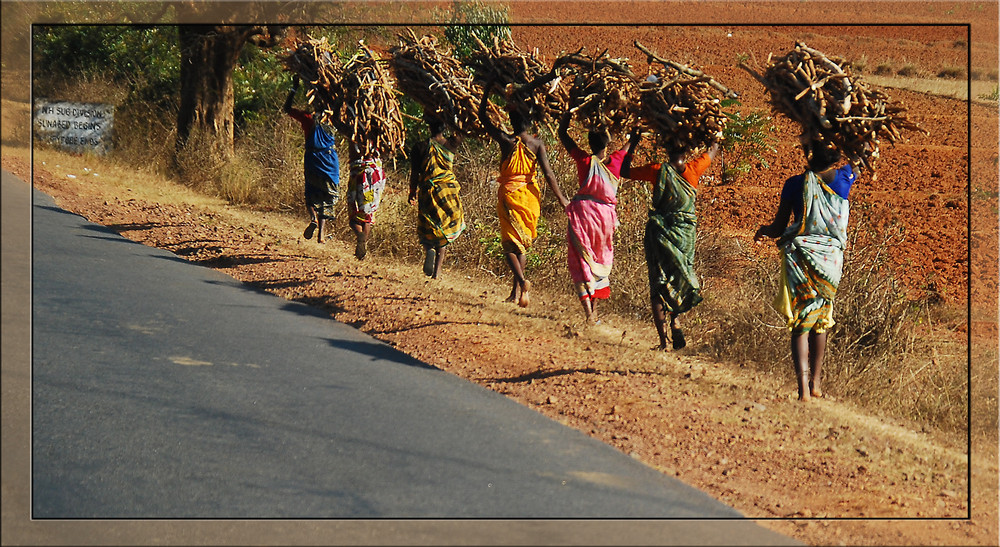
233,43,294,129
849,55,868,74
33,25,180,109
936,66,965,79
439,0,511,62
874,62,895,76
720,101,778,184
896,63,919,77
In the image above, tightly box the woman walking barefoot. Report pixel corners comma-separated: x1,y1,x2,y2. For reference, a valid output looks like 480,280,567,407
754,140,858,401
408,114,466,279
478,87,570,307
557,110,636,322
283,76,340,244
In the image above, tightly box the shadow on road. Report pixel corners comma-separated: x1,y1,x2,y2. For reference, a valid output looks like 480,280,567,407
326,338,439,371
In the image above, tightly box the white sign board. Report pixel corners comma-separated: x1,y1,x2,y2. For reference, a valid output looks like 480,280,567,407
33,99,114,155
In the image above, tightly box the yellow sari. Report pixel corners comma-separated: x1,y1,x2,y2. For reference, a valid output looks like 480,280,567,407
497,137,542,254
416,139,466,247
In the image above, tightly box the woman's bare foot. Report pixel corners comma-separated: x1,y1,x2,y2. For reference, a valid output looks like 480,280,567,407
518,280,531,308
798,378,812,401
810,379,823,398
505,286,517,303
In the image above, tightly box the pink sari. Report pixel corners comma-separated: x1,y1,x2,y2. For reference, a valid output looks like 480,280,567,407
566,148,626,301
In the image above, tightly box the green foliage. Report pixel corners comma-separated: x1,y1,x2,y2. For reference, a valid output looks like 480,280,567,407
525,215,558,271
234,44,289,128
440,0,511,61
719,100,777,183
979,85,999,102
33,25,180,106
477,222,505,260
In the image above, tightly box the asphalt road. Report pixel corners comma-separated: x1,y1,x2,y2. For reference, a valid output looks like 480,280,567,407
3,169,797,544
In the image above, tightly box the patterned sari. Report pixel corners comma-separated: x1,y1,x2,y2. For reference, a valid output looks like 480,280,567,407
416,139,466,247
498,137,542,254
347,150,386,225
645,164,704,314
566,154,620,301
774,171,850,333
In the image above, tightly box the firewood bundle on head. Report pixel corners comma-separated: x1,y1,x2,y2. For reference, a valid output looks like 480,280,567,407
338,42,407,158
466,34,568,126
281,35,343,124
634,41,736,154
556,48,639,137
741,42,928,177
388,29,501,138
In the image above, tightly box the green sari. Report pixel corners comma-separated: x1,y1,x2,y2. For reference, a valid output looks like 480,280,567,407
644,164,703,314
774,171,850,333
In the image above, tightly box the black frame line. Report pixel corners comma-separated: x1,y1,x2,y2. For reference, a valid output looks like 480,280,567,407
27,19,976,523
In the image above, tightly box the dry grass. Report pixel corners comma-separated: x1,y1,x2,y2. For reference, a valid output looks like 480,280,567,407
937,65,966,79
864,74,1000,105
691,205,969,432
1,98,31,147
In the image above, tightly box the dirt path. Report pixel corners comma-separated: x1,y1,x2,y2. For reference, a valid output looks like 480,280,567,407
8,151,997,546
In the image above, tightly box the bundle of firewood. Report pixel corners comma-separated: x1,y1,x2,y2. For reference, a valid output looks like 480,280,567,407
337,42,407,158
281,36,343,125
466,35,568,125
741,42,928,176
634,41,736,153
388,29,501,137
556,48,639,136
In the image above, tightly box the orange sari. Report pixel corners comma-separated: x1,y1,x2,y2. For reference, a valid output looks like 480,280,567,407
497,138,542,254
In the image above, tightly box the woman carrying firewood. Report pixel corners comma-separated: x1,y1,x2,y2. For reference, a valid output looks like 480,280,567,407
328,103,386,261
478,89,571,308
344,146,385,260
283,76,341,244
753,139,858,401
557,110,637,322
621,132,720,350
408,113,466,279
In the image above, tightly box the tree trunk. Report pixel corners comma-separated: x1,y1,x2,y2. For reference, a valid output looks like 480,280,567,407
176,25,256,165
